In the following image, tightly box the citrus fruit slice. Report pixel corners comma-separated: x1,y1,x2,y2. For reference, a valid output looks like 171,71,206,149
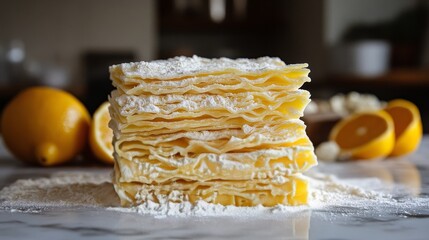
384,99,422,157
330,111,395,160
1,87,90,166
89,102,114,164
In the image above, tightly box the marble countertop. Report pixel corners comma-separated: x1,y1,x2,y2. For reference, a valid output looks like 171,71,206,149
0,138,428,240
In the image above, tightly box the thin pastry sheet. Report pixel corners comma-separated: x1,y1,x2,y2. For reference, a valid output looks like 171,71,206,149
109,90,310,122
109,56,310,95
114,163,308,207
114,120,309,155
115,145,316,183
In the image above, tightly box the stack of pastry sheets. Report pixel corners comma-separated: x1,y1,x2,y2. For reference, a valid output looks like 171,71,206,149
109,56,317,207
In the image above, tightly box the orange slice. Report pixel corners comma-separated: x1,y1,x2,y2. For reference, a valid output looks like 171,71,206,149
89,102,114,164
384,99,422,157
330,111,395,160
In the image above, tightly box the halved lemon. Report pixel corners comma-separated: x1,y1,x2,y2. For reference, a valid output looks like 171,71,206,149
384,99,422,157
89,102,114,164
330,111,395,160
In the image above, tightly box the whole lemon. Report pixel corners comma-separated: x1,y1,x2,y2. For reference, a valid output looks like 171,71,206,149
1,87,90,166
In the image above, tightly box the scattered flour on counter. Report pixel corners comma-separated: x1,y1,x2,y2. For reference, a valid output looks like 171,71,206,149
110,196,311,218
0,171,428,217
0,172,119,209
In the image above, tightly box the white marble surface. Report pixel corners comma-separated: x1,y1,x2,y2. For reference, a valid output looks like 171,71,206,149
0,138,429,240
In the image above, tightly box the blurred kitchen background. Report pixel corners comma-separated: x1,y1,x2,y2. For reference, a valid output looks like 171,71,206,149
0,0,428,134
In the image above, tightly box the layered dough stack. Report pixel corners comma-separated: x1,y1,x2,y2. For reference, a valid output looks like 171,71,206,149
109,56,317,207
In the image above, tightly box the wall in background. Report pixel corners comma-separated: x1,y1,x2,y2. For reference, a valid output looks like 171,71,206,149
324,0,417,44
1,0,420,84
0,0,157,84
284,1,326,79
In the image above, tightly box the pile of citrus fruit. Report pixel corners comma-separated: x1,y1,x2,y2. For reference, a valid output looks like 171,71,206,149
0,87,114,166
330,99,422,160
